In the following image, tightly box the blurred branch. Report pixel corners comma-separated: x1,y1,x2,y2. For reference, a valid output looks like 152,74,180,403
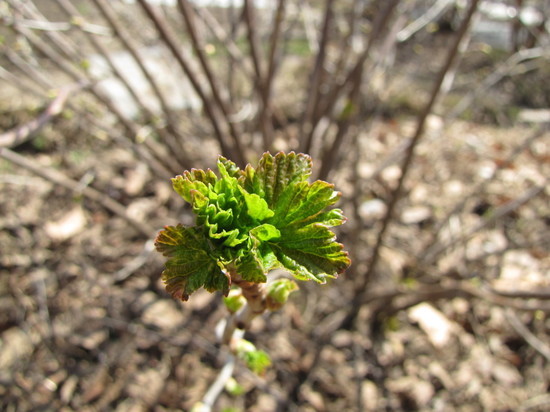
258,0,286,149
0,16,111,35
418,124,549,262
0,83,83,148
317,0,401,179
422,181,547,264
299,0,334,154
506,308,550,362
196,354,237,412
448,46,549,119
136,0,245,166
57,0,189,171
91,0,189,169
346,0,481,326
0,147,156,237
397,0,455,42
177,0,247,160
5,1,178,176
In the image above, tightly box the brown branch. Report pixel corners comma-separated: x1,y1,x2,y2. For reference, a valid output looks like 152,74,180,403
91,0,190,169
136,0,244,165
505,308,550,362
347,0,481,324
0,147,155,238
258,0,286,150
418,125,549,263
58,0,188,170
299,0,334,155
6,4,177,176
0,83,82,148
176,0,246,162
422,182,547,265
309,0,400,143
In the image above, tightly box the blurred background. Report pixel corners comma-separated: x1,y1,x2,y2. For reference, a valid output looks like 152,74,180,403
0,0,549,410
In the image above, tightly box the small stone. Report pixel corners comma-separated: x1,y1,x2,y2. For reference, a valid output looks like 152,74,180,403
142,299,184,331
359,199,387,221
401,206,431,224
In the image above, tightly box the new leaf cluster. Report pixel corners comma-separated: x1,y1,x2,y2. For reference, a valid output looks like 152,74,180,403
155,152,350,301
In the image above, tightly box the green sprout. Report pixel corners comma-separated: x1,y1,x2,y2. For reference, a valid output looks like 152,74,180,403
155,152,350,301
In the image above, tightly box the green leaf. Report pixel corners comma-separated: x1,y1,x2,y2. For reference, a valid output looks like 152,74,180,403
243,152,312,207
235,252,267,283
249,223,280,242
155,225,229,300
172,169,217,203
243,191,274,221
269,224,349,282
270,180,340,227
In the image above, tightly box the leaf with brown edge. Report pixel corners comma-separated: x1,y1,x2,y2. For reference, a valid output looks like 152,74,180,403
155,224,229,301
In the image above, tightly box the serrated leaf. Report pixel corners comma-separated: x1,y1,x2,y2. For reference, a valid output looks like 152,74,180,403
235,252,267,283
268,224,350,282
243,152,312,207
172,169,217,203
155,225,229,300
270,180,340,227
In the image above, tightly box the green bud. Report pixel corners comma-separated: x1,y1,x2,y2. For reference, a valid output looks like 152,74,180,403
223,289,246,314
235,339,271,375
266,279,298,311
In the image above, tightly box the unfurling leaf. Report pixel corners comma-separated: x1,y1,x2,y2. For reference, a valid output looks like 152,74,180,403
155,152,350,300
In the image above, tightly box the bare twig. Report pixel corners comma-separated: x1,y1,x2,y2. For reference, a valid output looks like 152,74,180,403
58,0,188,170
137,0,245,165
197,354,237,412
0,147,155,237
0,83,83,148
91,0,190,168
422,181,547,264
258,0,286,149
177,0,246,161
299,0,334,155
347,0,481,325
505,308,550,362
418,124,549,262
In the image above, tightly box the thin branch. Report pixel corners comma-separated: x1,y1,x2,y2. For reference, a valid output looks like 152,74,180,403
258,0,286,150
309,0,400,142
396,0,455,42
448,46,549,120
422,182,547,265
91,0,190,169
0,83,83,147
299,0,334,154
0,147,155,238
347,0,481,324
176,0,246,161
198,354,237,412
0,16,111,35
418,124,549,262
506,308,550,361
57,0,188,171
136,0,243,165
243,0,264,84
